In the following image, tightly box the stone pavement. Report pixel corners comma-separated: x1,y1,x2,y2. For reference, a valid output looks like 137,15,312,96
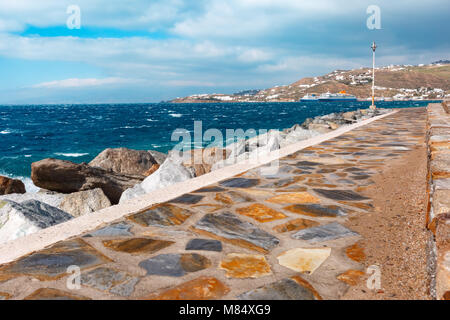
0,108,428,300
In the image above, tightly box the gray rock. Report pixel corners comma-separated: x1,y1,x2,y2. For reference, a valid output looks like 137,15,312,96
219,178,259,188
292,222,359,242
238,277,319,300
17,200,73,228
313,189,369,201
0,191,65,208
81,267,129,291
110,277,140,297
139,253,210,277
85,222,133,237
59,188,111,217
193,212,279,252
185,239,223,252
0,199,72,244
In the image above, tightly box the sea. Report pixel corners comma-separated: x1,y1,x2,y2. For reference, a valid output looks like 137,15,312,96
0,101,437,192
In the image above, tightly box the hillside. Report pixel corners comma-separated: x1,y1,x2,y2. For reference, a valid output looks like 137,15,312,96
171,63,450,103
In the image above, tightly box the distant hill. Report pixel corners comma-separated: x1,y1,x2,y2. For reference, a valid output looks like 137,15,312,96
171,63,450,103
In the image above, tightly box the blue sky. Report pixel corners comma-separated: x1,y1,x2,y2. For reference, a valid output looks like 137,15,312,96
0,0,448,104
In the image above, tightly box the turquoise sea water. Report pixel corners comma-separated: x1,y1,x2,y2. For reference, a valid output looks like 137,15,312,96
0,101,437,186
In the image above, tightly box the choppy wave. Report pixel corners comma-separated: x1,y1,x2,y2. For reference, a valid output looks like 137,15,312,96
54,152,89,157
0,101,437,179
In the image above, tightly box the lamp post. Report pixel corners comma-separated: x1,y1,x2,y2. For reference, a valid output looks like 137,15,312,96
371,41,377,110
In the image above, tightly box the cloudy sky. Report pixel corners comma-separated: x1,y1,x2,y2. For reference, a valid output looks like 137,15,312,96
0,0,448,104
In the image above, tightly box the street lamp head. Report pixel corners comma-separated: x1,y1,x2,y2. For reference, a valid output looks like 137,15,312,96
371,41,377,52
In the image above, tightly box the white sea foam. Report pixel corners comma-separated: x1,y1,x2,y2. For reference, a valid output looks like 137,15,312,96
54,152,89,157
0,171,40,193
0,130,11,134
169,113,182,118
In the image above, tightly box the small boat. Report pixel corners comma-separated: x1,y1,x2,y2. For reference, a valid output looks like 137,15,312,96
299,93,319,101
318,90,357,101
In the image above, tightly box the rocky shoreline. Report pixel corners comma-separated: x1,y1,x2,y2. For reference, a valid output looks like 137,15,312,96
0,107,391,245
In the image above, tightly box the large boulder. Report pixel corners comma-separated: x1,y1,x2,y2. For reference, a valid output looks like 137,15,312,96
89,148,158,176
280,128,320,148
0,176,26,195
59,188,112,217
119,157,194,203
246,130,282,151
0,199,72,245
31,158,143,204
0,190,65,208
181,147,229,177
148,150,168,165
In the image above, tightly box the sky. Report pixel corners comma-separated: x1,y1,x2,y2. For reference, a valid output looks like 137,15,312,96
0,0,448,104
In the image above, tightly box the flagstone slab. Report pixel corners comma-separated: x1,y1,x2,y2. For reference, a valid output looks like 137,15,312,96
192,212,280,253
185,239,223,252
237,276,322,300
215,191,253,205
265,192,321,204
85,222,133,238
145,277,229,300
276,186,308,193
292,222,359,243
193,186,226,193
313,189,369,201
338,201,373,211
277,248,331,274
346,243,366,262
284,204,346,218
0,239,110,281
219,178,260,188
80,267,131,291
219,253,272,279
259,177,300,188
24,288,90,300
0,292,11,300
102,238,174,255
169,194,204,204
337,270,365,286
128,204,194,228
273,218,320,233
191,204,223,213
139,253,211,277
110,277,140,297
236,204,287,223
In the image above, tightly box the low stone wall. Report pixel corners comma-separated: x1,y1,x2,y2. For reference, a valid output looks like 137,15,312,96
426,102,450,300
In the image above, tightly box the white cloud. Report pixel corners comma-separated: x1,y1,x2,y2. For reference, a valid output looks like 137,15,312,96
31,77,141,88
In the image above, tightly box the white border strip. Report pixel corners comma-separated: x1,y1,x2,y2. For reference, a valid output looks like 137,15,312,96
0,110,398,265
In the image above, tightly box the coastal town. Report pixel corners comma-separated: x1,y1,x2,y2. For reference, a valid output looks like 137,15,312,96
171,62,450,103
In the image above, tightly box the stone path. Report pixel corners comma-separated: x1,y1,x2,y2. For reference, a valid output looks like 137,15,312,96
0,108,428,300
